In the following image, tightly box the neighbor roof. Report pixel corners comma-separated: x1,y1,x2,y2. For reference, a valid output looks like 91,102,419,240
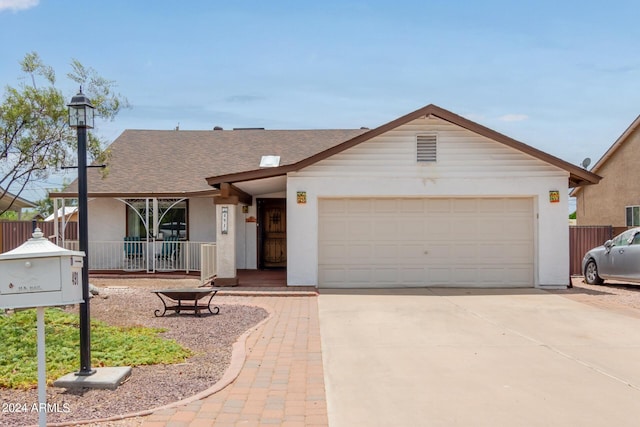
205,104,602,188
0,188,36,211
570,114,640,197
56,128,367,198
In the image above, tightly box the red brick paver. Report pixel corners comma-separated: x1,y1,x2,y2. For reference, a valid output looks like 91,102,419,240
139,296,328,427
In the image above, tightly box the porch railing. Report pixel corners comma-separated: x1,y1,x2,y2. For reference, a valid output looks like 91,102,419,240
63,240,216,275
200,243,217,285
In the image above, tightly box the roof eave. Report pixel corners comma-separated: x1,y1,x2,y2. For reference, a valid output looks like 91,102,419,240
54,189,220,199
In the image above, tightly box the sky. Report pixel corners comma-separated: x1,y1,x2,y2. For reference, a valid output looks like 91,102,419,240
1,0,639,211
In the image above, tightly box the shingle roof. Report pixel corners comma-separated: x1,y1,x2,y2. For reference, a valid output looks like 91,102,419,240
58,128,367,197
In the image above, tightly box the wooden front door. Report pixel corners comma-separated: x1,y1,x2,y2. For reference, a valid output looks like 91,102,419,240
258,199,287,268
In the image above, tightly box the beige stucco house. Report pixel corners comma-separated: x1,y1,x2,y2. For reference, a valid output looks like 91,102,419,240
56,104,600,289
571,115,640,231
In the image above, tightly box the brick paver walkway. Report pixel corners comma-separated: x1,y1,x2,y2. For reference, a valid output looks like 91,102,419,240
139,296,328,427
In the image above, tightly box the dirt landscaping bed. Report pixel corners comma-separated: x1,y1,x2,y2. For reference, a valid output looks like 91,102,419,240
0,278,269,427
549,277,640,319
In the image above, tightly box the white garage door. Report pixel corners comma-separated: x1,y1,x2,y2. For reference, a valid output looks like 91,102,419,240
318,198,534,288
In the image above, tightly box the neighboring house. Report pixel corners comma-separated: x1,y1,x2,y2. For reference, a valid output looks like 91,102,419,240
0,188,36,216
55,104,600,289
571,115,640,233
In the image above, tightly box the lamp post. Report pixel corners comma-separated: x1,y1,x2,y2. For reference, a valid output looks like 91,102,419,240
68,88,96,376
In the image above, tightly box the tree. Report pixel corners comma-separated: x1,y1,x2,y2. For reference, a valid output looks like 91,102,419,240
0,52,129,215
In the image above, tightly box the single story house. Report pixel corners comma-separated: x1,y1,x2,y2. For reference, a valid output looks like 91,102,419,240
571,114,640,233
55,104,600,289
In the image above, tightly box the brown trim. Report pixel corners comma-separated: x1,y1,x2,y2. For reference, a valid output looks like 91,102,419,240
213,196,239,205
204,104,601,189
220,183,253,205
55,189,220,199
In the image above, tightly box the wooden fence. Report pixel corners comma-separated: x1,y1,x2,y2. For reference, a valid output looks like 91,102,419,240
569,226,613,276
0,221,78,253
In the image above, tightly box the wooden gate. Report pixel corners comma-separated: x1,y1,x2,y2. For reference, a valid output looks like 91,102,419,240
569,226,613,276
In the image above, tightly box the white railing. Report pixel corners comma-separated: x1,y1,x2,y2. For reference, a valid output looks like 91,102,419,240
63,240,215,273
200,243,217,284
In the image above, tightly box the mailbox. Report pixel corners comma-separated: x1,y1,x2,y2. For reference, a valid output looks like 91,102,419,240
0,228,85,310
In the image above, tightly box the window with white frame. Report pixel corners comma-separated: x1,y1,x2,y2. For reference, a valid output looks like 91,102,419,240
626,206,640,227
417,134,437,162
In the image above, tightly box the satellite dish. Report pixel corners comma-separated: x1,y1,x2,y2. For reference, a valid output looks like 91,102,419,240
581,157,591,169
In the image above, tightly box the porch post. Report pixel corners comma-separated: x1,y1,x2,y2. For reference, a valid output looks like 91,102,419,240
214,201,238,286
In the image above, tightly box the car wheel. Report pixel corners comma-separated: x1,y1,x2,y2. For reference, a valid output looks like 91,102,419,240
585,259,604,285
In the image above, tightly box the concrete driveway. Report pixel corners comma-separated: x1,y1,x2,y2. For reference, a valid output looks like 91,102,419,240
318,288,640,427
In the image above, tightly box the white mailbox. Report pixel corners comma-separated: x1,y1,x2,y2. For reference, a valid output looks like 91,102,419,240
0,228,85,310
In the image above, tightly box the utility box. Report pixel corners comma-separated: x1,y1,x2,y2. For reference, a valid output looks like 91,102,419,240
0,228,85,310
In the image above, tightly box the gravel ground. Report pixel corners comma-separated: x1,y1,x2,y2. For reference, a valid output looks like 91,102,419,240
549,276,640,319
0,278,269,427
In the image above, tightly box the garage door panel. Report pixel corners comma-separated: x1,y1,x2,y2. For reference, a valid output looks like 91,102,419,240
319,219,346,239
397,244,424,260
319,243,347,261
429,267,453,283
374,199,397,213
400,199,424,212
426,218,453,236
375,268,400,284
373,244,397,261
401,268,428,284
348,199,372,213
375,220,398,240
348,220,372,239
346,268,373,284
319,198,534,288
426,244,452,260
348,244,372,261
399,220,424,240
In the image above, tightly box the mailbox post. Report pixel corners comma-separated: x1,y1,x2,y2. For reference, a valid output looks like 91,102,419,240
0,228,85,427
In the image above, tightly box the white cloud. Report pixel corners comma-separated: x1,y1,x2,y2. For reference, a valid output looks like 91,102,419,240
499,114,529,122
0,0,39,12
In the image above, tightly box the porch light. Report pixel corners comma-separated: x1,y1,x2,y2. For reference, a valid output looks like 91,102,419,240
67,88,95,129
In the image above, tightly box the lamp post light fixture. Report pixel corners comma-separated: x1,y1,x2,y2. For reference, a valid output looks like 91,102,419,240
67,88,96,376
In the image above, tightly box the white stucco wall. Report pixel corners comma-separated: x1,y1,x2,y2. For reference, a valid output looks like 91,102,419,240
189,197,216,243
88,198,124,241
236,202,257,269
286,117,570,288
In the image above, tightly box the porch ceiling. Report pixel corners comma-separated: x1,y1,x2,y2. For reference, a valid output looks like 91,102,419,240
234,175,287,196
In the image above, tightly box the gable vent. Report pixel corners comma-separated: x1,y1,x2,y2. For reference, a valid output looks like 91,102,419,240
417,134,437,162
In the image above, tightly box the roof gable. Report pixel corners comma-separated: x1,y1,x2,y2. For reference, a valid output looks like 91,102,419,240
206,104,601,188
